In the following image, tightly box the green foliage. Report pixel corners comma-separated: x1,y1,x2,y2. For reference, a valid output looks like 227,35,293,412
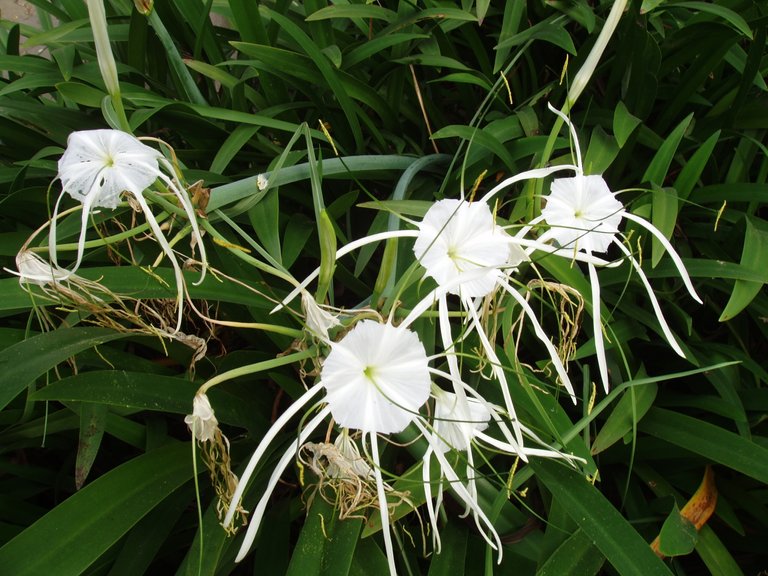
1,0,766,575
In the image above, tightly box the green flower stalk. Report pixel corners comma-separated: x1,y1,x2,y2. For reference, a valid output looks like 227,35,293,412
86,0,130,131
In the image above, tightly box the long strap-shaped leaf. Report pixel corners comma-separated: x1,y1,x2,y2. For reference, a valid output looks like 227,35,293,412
0,442,193,575
0,327,129,411
531,459,673,576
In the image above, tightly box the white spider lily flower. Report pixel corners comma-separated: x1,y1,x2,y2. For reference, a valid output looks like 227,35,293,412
413,199,521,297
185,393,219,443
224,320,432,576
323,319,431,434
419,383,584,559
521,104,702,393
50,129,207,331
411,198,577,449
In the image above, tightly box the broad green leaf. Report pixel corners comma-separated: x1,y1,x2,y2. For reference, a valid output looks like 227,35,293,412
0,442,194,575
583,125,619,174
673,130,720,200
427,521,468,576
657,503,698,557
76,402,108,489
668,1,753,39
531,460,673,576
56,81,106,107
640,408,768,484
613,101,641,148
537,529,605,576
31,370,267,432
642,112,693,187
0,327,130,412
305,4,396,22
719,216,767,321
696,525,745,576
651,185,679,267
285,497,362,576
591,382,658,454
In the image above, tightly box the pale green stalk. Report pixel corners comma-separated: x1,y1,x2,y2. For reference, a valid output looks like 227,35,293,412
86,0,130,131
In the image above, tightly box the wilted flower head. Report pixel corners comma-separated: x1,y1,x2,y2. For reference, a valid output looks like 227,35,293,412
50,129,207,331
322,319,431,434
12,249,72,287
301,290,341,342
185,392,219,442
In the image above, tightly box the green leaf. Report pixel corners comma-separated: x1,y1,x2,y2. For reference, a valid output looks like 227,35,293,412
56,81,106,107
0,328,130,412
0,442,194,575
658,503,698,557
285,497,363,576
667,1,753,39
651,185,679,267
537,529,605,576
591,382,658,455
31,370,266,432
672,130,720,200
613,101,641,148
719,216,767,321
642,112,693,187
76,402,108,489
427,521,468,576
531,460,673,576
305,4,396,23
640,408,768,484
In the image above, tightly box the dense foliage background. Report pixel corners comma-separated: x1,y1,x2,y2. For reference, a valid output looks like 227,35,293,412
1,0,767,574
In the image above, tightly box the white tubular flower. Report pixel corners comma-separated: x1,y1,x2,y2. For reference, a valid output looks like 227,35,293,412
539,175,623,254
524,104,702,392
322,320,431,434
413,199,520,298
185,393,219,442
50,129,208,331
431,387,490,454
226,320,432,576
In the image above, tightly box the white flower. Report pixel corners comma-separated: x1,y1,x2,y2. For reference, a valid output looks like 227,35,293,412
50,129,208,331
431,387,490,453
413,199,523,298
223,320,432,575
322,320,431,434
521,104,702,392
539,175,623,254
185,393,219,442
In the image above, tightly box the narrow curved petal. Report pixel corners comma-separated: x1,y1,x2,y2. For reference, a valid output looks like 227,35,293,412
497,278,577,402
223,384,325,528
234,407,331,562
622,211,702,304
615,241,686,357
588,263,611,394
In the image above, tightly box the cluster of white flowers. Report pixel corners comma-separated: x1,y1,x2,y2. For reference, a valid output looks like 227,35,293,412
188,106,702,574
10,121,698,575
